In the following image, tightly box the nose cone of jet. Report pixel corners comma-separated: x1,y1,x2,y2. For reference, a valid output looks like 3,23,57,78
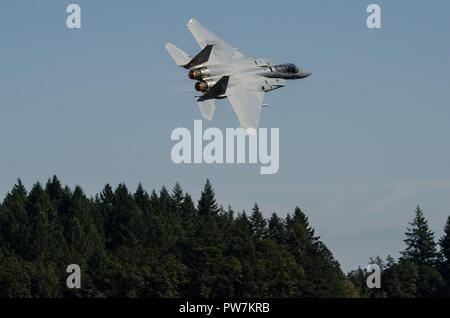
299,69,312,78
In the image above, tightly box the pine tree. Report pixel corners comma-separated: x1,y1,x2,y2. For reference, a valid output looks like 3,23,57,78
286,207,346,297
268,213,286,244
439,215,450,290
440,216,450,265
107,184,144,251
172,183,184,214
159,186,174,215
292,207,318,242
182,194,196,218
0,180,30,257
45,175,64,204
249,204,267,240
189,180,226,297
133,183,151,214
227,212,256,297
25,183,62,261
286,207,318,256
197,179,219,218
180,194,196,236
401,206,438,266
0,177,360,298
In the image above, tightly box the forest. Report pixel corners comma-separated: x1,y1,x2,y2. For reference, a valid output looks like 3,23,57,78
0,177,449,298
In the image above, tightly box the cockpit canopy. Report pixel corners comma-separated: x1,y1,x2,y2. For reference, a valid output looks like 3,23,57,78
274,63,299,74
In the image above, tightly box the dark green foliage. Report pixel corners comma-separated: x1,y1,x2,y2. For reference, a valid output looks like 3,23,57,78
401,206,438,266
439,216,450,293
2,179,450,298
197,179,219,218
383,259,419,298
268,213,287,244
0,177,352,298
381,259,444,298
440,216,450,263
249,204,267,240
348,206,450,298
283,207,347,297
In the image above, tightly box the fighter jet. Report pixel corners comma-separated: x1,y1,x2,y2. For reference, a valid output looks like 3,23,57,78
165,18,311,132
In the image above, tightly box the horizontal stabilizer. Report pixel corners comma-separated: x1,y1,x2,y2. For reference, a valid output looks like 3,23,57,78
165,43,191,67
197,76,230,101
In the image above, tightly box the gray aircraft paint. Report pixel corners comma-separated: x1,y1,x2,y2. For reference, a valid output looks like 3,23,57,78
165,18,311,131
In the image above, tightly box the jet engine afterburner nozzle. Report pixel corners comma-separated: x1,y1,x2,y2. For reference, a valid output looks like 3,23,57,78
188,67,210,80
189,69,202,80
195,81,209,92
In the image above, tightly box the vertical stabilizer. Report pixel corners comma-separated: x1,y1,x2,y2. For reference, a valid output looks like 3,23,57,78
165,43,191,67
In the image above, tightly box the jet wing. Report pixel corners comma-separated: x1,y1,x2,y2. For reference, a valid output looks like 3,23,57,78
187,19,245,64
227,77,266,131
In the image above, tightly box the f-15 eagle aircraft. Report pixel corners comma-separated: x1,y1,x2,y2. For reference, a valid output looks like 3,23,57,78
165,18,311,132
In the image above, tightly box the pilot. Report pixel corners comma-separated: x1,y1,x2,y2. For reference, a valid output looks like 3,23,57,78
288,64,299,73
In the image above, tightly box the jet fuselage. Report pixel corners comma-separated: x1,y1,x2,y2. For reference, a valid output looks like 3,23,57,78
166,18,312,129
190,61,311,94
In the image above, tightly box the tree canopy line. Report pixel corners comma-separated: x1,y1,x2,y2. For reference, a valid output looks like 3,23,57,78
0,177,449,298
349,206,450,298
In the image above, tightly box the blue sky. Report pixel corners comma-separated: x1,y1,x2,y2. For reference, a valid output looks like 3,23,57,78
1,0,450,271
